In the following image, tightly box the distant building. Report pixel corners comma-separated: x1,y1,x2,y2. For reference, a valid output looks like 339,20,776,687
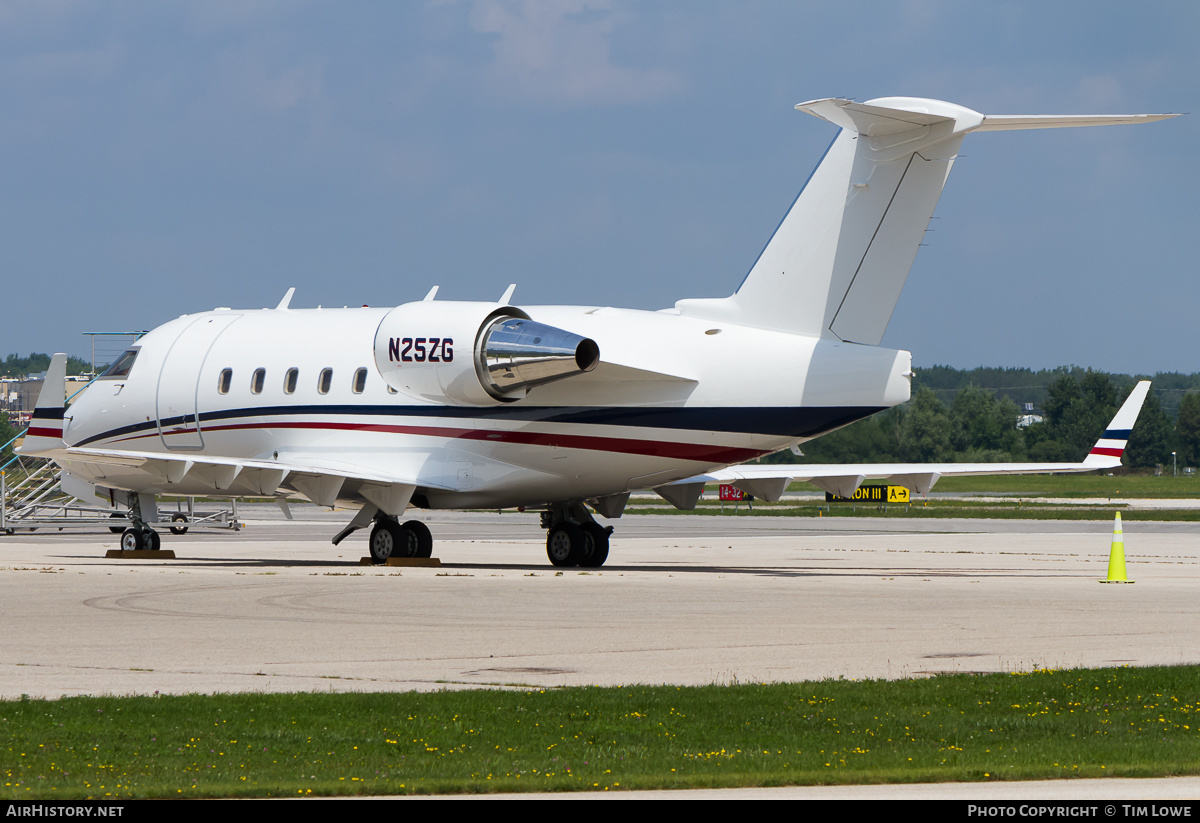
2,374,91,427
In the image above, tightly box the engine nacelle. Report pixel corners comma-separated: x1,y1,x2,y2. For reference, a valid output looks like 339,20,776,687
373,301,599,405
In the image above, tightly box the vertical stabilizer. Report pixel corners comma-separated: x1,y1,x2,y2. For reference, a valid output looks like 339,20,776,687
675,97,1177,343
16,353,68,456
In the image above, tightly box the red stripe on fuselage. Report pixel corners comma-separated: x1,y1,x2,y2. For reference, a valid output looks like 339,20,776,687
115,420,768,464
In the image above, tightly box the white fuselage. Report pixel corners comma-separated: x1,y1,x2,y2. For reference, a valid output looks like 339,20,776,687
60,302,911,509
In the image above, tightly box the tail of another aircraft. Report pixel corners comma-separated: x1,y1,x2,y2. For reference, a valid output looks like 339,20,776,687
675,97,1177,343
15,353,68,457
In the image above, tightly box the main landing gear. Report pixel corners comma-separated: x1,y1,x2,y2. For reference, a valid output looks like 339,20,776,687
542,503,611,568
368,516,433,563
350,502,613,568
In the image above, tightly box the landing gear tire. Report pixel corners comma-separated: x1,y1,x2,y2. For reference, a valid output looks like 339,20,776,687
547,523,586,567
169,514,189,535
579,523,610,568
369,520,403,564
120,528,144,551
404,520,433,558
109,512,126,534
120,528,160,551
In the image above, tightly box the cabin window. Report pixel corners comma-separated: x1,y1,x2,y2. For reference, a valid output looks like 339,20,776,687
100,349,139,379
387,385,397,394
218,368,232,394
251,368,265,395
284,368,298,395
318,368,332,395
352,367,367,394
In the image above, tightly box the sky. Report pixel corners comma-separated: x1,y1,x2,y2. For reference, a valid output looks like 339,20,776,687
1,1,1196,375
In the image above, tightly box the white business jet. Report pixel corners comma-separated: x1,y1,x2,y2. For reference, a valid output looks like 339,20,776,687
19,97,1173,566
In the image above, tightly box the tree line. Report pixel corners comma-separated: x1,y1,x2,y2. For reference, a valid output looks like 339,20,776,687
1,352,93,379
915,365,1200,422
765,369,1200,471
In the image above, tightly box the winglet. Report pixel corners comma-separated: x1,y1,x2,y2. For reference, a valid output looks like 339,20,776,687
16,353,68,456
1083,381,1151,468
275,287,296,310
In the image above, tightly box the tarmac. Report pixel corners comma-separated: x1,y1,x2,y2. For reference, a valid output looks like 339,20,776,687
2,506,1199,799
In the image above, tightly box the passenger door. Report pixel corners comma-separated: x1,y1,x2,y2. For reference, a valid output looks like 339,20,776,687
156,314,242,450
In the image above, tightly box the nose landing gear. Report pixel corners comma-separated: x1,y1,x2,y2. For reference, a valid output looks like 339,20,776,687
117,493,161,552
120,527,161,552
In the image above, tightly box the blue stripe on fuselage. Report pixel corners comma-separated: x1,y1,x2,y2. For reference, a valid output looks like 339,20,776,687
72,404,885,449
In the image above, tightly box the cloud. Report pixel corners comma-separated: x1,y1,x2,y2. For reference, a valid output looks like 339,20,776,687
468,0,685,106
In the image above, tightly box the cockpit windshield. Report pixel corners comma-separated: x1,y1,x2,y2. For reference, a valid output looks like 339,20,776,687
100,349,139,378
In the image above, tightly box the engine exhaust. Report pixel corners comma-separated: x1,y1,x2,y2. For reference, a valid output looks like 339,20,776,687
476,316,600,399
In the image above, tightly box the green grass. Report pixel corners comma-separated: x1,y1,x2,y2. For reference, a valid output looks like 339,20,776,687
4,666,1200,798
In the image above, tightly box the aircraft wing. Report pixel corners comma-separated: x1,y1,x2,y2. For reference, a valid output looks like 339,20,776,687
58,446,453,511
658,381,1151,505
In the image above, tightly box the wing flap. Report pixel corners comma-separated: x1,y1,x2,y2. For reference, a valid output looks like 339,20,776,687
61,447,455,513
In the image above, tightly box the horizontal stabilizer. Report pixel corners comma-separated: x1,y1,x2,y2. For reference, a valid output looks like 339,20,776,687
976,113,1179,131
676,97,1177,346
796,97,978,140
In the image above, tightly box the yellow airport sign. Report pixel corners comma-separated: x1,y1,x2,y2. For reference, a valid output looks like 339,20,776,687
825,485,910,503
